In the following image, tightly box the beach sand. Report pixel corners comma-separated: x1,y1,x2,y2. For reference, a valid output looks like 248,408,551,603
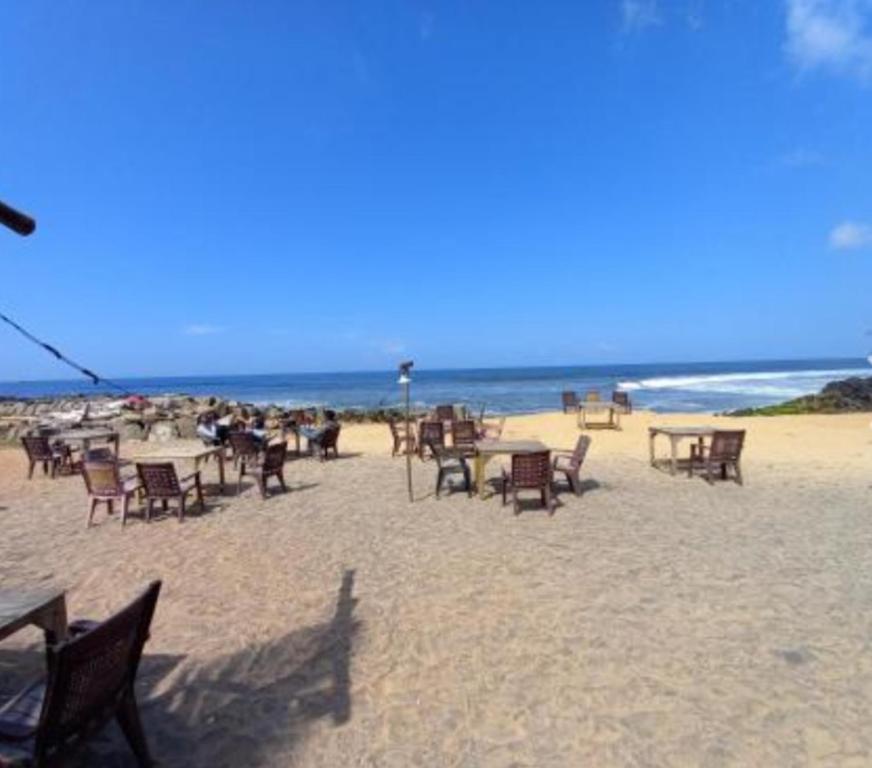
2,410,872,766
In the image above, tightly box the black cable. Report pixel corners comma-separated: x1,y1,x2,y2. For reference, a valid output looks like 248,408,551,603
0,310,133,396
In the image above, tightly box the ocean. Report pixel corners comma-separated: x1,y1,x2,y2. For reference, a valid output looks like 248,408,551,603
0,358,869,414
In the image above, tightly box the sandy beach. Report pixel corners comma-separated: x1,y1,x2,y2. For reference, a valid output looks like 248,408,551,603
2,409,872,767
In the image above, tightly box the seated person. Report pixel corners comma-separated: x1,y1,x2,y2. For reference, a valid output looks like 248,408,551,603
300,410,339,455
197,412,231,446
249,416,267,443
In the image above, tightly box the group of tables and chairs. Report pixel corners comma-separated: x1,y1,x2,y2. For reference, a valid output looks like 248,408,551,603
562,389,630,430
0,581,162,767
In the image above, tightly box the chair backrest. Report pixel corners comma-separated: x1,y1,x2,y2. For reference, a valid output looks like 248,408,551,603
82,459,122,496
709,430,745,462
570,435,592,469
451,420,477,448
435,404,455,422
585,390,601,402
136,462,182,497
262,441,287,472
229,431,260,459
321,424,341,449
612,391,630,407
561,391,579,409
35,581,162,763
511,451,551,489
21,435,54,461
419,420,445,447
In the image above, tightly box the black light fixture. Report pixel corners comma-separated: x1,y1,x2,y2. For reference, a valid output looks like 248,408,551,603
0,199,36,236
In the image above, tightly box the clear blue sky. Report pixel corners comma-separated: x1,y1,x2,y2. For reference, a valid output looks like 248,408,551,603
2,1,871,379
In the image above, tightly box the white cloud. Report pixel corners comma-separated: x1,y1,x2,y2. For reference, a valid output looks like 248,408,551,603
829,220,872,249
779,148,826,167
622,0,661,31
785,0,872,79
183,324,224,336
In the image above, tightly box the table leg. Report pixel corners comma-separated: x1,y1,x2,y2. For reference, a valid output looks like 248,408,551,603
670,436,678,476
35,594,68,647
649,431,656,466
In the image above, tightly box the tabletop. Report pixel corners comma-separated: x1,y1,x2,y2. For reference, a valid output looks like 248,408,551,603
133,440,224,461
649,426,715,437
578,401,621,411
0,588,65,641
475,440,548,455
56,428,119,441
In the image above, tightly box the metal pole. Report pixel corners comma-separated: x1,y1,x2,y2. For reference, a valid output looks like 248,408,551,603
404,378,413,502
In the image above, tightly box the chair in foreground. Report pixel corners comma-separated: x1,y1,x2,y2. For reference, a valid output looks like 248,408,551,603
0,581,162,768
228,431,263,470
136,462,204,522
82,459,142,528
388,419,416,457
561,391,579,414
552,435,591,496
687,430,745,485
429,442,472,498
612,390,632,414
502,451,554,515
20,436,79,480
239,441,288,498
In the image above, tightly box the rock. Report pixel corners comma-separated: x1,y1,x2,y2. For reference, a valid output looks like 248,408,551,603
148,420,180,442
175,415,198,439
728,376,872,416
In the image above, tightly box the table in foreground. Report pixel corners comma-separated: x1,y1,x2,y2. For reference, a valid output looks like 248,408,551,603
577,401,622,430
0,588,68,645
133,441,227,493
56,428,121,458
474,440,549,498
648,425,715,476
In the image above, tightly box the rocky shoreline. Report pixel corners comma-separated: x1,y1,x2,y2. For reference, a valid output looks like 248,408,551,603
727,376,872,416
0,394,421,444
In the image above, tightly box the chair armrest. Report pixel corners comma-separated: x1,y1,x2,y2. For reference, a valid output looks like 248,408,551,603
68,618,100,637
180,471,201,483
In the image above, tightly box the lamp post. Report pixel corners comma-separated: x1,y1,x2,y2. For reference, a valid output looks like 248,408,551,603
398,361,414,502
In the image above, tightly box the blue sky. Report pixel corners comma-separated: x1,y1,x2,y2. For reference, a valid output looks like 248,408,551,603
2,0,871,379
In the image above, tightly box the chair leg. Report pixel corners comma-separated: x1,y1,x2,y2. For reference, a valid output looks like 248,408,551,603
258,475,267,499
146,499,154,522
87,497,98,527
545,485,555,515
568,471,580,496
435,468,444,499
734,461,743,486
121,495,130,527
27,459,35,480
116,691,153,768
178,495,185,522
463,465,472,497
278,471,287,493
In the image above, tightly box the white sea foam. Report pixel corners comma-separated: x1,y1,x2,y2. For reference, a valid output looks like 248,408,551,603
617,368,870,397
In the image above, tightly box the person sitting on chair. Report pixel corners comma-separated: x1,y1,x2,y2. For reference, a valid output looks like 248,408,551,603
300,410,339,456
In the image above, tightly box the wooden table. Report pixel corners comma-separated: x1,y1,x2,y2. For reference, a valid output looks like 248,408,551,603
0,588,68,645
56,428,120,458
473,440,548,498
649,426,715,475
134,441,227,493
577,401,622,430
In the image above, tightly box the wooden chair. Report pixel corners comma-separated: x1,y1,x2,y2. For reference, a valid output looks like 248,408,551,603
136,462,204,522
552,435,591,496
314,425,341,461
477,415,506,441
561,391,579,414
612,390,632,414
502,451,554,515
20,436,78,480
688,430,745,485
388,419,416,457
429,443,472,498
434,404,456,423
0,581,162,768
82,459,142,528
228,431,263,469
451,420,477,456
417,420,445,459
239,441,288,498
